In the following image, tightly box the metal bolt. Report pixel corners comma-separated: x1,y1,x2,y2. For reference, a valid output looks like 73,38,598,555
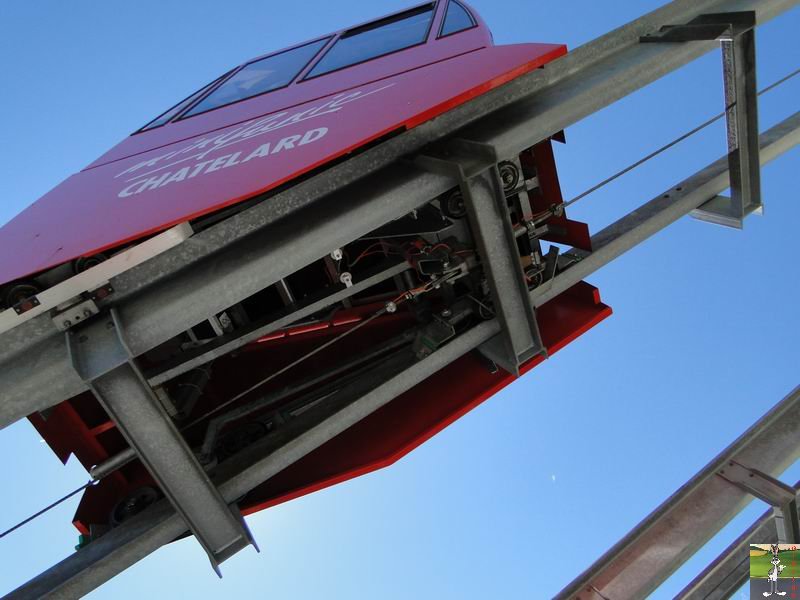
62,320,71,328
385,301,397,313
441,308,452,318
83,309,93,318
330,248,343,261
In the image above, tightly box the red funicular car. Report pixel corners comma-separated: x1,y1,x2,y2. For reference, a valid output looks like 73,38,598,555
0,1,610,554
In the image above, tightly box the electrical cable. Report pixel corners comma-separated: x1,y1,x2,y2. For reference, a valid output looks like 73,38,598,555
563,65,800,208
182,287,423,431
0,480,95,540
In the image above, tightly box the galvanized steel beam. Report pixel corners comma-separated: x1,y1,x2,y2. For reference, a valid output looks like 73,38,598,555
531,110,800,309
461,169,544,373
415,145,544,373
554,385,800,600
675,494,795,599
68,310,253,573
6,322,500,599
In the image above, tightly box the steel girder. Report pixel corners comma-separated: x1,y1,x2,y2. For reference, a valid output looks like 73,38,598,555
1,0,797,430
675,488,799,599
68,310,253,573
531,110,800,309
555,386,800,600
6,326,496,598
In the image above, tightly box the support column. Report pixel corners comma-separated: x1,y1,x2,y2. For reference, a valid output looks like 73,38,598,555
68,310,253,574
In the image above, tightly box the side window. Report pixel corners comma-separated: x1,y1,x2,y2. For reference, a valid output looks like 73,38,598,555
306,4,434,79
439,0,475,37
182,37,329,118
140,74,230,132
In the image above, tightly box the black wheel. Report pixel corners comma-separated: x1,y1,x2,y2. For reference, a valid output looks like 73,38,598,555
3,281,40,310
499,161,520,194
109,487,159,527
527,270,544,289
217,421,269,460
73,253,108,274
440,188,467,219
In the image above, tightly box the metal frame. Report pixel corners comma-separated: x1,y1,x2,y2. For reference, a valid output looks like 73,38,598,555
147,259,410,386
555,385,800,600
8,105,800,600
2,0,799,594
0,223,192,335
640,10,762,227
415,142,544,373
2,0,796,430
68,310,253,574
461,167,544,372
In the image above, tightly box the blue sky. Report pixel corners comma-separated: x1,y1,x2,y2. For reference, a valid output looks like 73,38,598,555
0,1,798,598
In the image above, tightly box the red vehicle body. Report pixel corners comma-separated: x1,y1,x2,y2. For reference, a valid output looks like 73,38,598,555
0,2,565,289
3,1,611,539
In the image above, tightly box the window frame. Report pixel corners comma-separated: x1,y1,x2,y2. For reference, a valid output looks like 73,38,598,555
135,70,236,134
436,0,477,39
301,2,437,82
176,35,334,121
134,35,333,133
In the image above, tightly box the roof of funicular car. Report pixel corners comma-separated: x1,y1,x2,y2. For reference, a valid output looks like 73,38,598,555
0,1,567,287
88,0,492,170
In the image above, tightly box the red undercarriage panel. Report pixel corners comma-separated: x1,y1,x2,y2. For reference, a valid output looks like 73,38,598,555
30,280,611,534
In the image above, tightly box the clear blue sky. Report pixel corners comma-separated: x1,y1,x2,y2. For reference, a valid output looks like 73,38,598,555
0,1,798,598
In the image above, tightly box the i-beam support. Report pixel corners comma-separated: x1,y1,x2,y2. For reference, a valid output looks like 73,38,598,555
416,144,543,374
68,310,254,574
642,11,762,227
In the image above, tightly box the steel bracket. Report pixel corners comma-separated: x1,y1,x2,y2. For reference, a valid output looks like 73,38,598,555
416,140,545,374
67,309,255,574
643,12,761,228
717,460,800,543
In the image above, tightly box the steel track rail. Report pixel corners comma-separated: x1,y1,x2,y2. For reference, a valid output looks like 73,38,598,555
555,386,800,600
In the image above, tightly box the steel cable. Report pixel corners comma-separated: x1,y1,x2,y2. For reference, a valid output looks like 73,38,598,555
563,65,800,208
0,480,95,540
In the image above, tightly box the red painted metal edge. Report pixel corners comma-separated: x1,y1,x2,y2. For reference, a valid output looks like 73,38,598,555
239,280,611,515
